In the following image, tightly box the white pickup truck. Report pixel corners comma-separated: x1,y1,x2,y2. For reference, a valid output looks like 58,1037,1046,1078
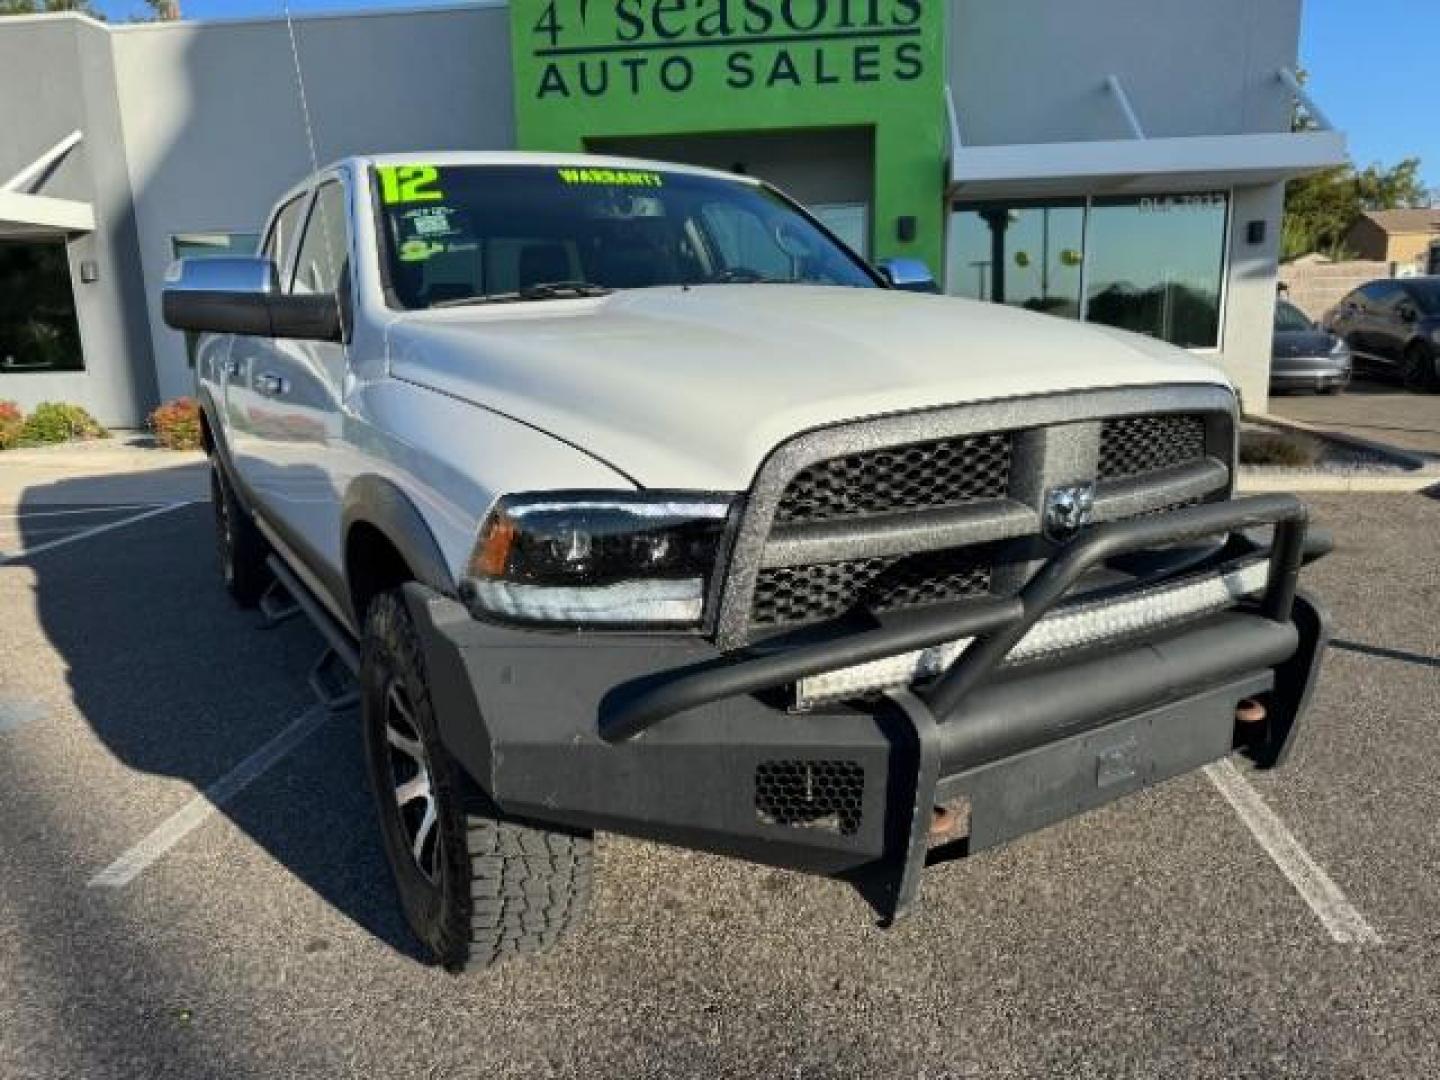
163,152,1329,973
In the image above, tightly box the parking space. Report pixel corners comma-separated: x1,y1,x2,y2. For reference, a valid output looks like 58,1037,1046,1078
0,503,181,562
1271,376,1440,458
1,486,1437,1078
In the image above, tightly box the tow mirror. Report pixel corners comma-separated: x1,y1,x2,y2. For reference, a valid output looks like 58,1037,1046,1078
876,257,939,294
162,256,342,342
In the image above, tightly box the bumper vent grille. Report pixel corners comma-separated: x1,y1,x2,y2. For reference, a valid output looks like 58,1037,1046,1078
755,759,864,835
773,431,1012,524
751,550,992,627
1099,414,1207,481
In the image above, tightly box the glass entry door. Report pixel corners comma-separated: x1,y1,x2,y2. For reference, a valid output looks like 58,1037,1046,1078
811,203,870,259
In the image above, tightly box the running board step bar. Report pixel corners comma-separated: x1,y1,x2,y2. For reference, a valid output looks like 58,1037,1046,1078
264,555,360,711
258,577,300,627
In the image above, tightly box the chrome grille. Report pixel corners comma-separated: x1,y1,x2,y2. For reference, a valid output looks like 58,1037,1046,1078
751,552,992,627
1098,414,1207,481
774,432,1011,524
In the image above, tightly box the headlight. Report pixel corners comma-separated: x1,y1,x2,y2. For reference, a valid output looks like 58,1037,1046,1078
460,492,733,627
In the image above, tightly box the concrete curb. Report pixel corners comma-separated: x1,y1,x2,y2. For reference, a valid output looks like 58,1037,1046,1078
1248,411,1433,471
1238,471,1440,494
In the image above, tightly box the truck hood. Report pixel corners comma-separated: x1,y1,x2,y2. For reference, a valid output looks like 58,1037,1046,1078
386,285,1232,490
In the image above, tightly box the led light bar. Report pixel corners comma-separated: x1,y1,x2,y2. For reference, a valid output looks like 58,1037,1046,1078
794,560,1271,710
469,578,704,624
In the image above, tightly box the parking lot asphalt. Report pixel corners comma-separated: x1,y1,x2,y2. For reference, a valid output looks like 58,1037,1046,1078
1271,376,1440,458
1,483,1437,1079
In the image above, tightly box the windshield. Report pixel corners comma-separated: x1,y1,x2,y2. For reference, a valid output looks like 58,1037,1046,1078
372,163,878,309
1404,279,1440,315
1274,301,1314,332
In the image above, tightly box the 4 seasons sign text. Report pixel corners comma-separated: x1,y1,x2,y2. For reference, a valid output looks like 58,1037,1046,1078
521,0,931,100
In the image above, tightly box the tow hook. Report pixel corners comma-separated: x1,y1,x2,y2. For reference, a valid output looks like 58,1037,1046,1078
1235,698,1267,725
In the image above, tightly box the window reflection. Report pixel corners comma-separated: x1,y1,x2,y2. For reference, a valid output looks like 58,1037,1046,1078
946,192,1230,349
0,240,83,374
1084,193,1227,348
947,201,1084,318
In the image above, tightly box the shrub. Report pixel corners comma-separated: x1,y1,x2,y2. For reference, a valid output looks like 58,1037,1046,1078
149,396,203,451
18,401,108,446
0,401,22,451
1239,430,1323,468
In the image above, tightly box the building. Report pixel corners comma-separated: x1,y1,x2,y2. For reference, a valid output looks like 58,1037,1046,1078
0,0,1345,426
1344,208,1440,269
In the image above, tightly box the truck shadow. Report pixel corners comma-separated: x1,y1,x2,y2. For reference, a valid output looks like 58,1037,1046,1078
14,467,427,964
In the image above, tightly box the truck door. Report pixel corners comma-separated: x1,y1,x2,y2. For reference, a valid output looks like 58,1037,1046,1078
225,191,310,503
242,176,353,576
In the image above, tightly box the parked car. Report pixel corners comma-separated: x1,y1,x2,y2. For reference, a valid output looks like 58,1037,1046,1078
1270,299,1350,394
1325,276,1440,392
162,153,1329,973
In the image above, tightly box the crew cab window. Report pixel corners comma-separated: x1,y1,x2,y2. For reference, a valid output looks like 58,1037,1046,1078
291,182,350,295
264,195,309,279
372,164,877,309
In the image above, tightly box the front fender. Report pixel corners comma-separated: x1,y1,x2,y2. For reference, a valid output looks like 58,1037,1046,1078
342,474,457,620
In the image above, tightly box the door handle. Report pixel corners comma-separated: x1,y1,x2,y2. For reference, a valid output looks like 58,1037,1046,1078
255,372,290,396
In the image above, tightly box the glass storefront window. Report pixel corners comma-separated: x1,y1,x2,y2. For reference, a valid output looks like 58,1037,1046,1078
1084,193,1227,348
0,239,83,374
947,201,1085,319
946,192,1230,349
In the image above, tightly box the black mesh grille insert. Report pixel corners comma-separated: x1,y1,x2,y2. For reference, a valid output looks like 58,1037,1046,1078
755,759,864,835
1098,414,1207,481
750,549,992,627
773,432,1012,524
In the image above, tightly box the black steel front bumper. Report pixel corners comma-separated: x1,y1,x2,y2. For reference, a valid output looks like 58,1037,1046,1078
408,495,1329,923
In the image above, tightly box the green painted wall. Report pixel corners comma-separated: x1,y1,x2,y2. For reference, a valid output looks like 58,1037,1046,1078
510,0,947,273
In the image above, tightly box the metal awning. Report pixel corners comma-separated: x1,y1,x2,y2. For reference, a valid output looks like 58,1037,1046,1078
947,69,1349,199
0,130,94,238
0,191,95,237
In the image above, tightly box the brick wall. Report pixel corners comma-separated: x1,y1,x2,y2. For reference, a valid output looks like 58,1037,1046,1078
1277,260,1392,321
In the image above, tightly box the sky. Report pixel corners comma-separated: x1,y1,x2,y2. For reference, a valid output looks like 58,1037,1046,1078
90,0,1438,192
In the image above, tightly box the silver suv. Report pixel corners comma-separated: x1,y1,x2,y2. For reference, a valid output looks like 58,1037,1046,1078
164,153,1329,973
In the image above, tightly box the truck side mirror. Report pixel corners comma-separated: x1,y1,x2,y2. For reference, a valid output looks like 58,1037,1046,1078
876,258,939,294
162,256,342,343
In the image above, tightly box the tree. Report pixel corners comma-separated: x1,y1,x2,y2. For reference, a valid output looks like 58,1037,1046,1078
1281,69,1427,260
0,0,179,18
0,0,102,13
1283,158,1428,261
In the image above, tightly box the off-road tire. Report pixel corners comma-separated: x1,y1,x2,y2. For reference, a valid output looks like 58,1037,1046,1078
360,589,593,972
1402,342,1439,392
210,457,269,607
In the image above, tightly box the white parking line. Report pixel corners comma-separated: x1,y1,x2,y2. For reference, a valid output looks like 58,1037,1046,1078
89,705,332,888
0,501,195,564
0,503,158,520
1205,758,1382,945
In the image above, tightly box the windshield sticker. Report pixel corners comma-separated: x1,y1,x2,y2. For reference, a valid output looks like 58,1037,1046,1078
394,206,469,263
378,164,443,205
398,239,447,263
557,167,663,188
